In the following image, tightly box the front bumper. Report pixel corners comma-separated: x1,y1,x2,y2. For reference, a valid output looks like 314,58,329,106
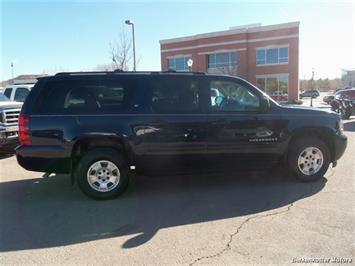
333,133,347,162
0,128,19,151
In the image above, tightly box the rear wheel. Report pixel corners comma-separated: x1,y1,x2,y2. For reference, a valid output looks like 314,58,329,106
76,148,129,200
288,137,330,182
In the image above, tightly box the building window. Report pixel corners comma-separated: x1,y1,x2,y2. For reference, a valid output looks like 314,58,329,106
208,52,237,68
168,56,191,71
256,75,289,102
256,47,289,65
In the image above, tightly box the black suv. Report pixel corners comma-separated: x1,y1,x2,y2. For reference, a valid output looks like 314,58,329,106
16,72,347,199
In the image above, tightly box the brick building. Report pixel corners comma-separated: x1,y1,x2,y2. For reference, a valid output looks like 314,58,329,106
160,22,299,102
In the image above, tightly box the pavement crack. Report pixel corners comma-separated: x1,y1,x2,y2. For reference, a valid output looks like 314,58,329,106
188,183,314,266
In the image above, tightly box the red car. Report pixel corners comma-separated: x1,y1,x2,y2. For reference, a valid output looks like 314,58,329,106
335,88,355,101
270,92,288,102
324,89,355,105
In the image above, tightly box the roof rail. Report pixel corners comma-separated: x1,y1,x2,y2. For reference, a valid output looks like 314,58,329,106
55,71,113,76
54,70,207,76
162,70,206,75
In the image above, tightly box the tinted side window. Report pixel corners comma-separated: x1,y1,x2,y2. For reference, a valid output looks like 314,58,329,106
209,79,260,112
4,88,12,99
36,78,137,114
14,87,30,102
150,76,200,114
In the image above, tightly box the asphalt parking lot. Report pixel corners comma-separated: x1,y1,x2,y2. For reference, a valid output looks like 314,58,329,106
0,119,354,265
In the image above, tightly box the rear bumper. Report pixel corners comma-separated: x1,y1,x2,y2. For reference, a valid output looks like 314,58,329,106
16,145,71,173
333,134,347,162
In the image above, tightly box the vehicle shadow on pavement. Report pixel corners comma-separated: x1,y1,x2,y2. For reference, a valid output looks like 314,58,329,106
0,153,14,160
0,169,326,252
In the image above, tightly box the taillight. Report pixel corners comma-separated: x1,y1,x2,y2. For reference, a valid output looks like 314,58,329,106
19,114,31,146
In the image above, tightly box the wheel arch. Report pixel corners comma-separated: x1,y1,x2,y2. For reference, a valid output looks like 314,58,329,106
70,135,132,179
287,127,336,161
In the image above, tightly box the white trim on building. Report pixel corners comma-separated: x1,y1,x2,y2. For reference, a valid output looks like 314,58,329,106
160,21,300,45
161,34,298,53
166,54,192,59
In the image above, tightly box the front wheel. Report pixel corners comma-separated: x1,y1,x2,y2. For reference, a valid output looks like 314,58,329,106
288,137,330,182
76,148,129,200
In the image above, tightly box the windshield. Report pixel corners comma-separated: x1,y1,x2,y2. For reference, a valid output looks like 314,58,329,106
0,93,10,101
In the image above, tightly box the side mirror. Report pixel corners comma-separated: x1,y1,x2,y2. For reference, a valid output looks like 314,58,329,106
260,96,270,112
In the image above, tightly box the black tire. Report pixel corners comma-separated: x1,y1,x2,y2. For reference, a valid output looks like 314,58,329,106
76,148,129,200
288,137,330,182
340,109,350,120
344,109,351,119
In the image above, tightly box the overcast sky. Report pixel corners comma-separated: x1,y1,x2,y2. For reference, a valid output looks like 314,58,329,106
1,0,354,80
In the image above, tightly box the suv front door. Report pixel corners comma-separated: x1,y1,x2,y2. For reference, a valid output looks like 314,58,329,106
206,77,285,169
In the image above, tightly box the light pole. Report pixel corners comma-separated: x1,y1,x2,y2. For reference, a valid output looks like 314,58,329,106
125,19,136,71
310,68,315,107
11,62,14,78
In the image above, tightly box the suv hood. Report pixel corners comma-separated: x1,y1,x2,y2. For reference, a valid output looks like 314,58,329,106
0,101,23,110
278,104,338,117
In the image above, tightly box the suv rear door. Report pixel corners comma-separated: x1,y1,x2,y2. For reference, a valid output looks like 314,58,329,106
140,75,208,170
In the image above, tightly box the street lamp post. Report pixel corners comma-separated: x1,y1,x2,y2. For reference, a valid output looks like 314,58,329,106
125,19,136,71
11,62,14,78
310,68,315,107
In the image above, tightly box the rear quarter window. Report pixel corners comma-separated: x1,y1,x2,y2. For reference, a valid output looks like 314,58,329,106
4,88,12,99
14,87,30,102
34,78,139,114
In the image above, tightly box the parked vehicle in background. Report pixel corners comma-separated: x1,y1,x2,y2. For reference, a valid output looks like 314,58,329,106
269,91,288,102
0,93,22,152
299,89,320,99
335,88,355,101
330,88,355,119
3,84,35,102
324,88,355,105
16,71,347,200
323,94,335,104
330,99,353,120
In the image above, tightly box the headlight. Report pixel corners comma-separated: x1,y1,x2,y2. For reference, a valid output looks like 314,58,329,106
339,119,344,132
337,119,344,134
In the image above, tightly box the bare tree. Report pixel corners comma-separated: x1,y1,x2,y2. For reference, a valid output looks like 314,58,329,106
110,31,132,71
94,31,134,72
94,63,116,71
